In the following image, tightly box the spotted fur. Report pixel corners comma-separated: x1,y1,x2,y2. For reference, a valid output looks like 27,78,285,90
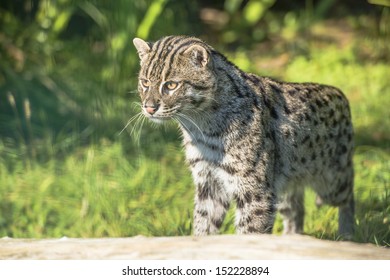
133,36,354,238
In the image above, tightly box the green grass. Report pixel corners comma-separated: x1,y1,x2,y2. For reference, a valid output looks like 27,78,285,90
0,19,389,247
0,139,194,238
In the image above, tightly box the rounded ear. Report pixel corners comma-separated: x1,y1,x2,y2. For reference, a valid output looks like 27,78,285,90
133,38,151,61
183,44,209,67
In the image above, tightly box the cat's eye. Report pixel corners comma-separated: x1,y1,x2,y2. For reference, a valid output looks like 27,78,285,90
164,81,178,91
140,79,151,88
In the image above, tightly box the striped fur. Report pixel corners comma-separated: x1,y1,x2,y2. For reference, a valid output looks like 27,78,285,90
133,36,354,238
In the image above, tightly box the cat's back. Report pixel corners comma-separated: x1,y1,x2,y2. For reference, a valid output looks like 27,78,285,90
251,77,354,185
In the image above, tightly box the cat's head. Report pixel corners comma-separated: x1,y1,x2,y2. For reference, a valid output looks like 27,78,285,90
133,36,216,123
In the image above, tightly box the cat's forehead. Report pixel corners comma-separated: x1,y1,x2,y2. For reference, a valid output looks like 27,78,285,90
151,35,199,50
148,36,207,60
148,36,182,55
151,40,174,52
138,36,210,80
139,39,185,78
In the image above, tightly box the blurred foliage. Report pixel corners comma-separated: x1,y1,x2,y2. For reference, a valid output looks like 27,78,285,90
0,0,389,246
0,0,199,155
1,0,388,148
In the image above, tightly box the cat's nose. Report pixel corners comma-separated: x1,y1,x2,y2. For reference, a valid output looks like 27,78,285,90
144,102,160,115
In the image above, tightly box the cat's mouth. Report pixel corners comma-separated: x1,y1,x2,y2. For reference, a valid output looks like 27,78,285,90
142,103,178,124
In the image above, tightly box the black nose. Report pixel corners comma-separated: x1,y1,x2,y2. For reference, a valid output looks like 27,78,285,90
144,103,160,115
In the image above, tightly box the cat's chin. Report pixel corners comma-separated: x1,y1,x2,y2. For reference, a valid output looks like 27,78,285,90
148,116,170,124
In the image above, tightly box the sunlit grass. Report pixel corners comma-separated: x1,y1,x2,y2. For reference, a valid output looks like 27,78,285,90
0,140,194,238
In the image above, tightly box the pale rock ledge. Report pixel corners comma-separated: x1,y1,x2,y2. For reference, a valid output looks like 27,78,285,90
0,234,389,260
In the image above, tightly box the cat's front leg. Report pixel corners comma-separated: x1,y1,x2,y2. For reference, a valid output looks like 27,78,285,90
235,186,277,234
193,180,230,236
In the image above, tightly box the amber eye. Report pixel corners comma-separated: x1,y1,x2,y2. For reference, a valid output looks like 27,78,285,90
164,81,178,91
141,79,150,88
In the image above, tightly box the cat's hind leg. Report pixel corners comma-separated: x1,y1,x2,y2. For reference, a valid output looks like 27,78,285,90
338,194,354,239
278,185,305,234
315,167,355,239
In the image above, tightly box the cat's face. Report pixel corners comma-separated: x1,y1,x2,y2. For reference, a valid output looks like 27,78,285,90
133,36,216,123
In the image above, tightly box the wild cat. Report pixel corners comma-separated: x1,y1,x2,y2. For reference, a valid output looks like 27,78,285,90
132,35,354,238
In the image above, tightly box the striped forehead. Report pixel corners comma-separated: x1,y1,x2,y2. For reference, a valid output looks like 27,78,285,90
141,36,207,79
143,36,180,78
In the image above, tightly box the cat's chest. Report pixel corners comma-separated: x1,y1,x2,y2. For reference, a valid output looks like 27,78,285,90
185,141,241,195
184,140,224,163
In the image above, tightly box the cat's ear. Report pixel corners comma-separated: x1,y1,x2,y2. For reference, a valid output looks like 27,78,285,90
133,38,151,61
183,44,209,68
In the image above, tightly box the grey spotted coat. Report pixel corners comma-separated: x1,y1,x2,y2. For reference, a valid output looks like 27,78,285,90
133,36,354,238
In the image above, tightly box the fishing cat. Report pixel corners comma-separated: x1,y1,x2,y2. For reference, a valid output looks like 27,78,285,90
132,35,354,238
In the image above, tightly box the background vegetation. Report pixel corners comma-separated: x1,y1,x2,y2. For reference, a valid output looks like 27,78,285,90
0,0,389,247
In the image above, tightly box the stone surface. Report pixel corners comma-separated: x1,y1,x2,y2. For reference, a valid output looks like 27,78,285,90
0,235,389,260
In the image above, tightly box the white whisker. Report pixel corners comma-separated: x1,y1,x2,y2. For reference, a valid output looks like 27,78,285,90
173,116,197,141
176,112,206,142
134,113,147,144
131,101,142,110
119,112,143,135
